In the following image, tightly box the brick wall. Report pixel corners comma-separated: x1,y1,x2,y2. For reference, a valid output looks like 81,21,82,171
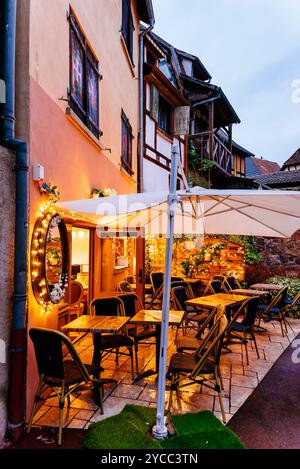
0,146,15,444
246,231,300,283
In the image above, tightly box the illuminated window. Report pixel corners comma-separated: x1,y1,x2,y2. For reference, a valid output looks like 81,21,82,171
69,10,101,138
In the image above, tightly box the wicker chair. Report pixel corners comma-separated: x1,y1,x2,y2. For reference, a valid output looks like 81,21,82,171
27,328,105,445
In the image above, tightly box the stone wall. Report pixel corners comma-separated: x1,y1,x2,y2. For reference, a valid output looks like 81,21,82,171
0,146,15,444
246,231,300,284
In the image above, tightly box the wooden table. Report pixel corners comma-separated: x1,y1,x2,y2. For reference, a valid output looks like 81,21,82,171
186,293,249,309
130,309,184,380
250,283,284,292
62,315,131,369
230,289,269,297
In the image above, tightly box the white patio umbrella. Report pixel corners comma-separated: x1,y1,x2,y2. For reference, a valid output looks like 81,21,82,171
58,147,300,439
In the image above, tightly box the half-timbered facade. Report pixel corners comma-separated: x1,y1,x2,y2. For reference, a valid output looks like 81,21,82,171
146,32,254,190
141,33,189,192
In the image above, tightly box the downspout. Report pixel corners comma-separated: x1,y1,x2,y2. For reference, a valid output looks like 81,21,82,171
1,0,29,442
138,9,155,193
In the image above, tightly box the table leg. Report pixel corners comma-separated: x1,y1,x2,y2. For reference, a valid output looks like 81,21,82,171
133,325,160,382
92,332,117,405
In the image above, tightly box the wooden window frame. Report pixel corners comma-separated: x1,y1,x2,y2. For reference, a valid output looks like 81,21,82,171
121,109,134,176
68,10,102,139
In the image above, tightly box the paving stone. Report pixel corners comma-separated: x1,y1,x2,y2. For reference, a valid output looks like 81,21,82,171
71,391,99,411
67,418,87,429
72,409,94,421
32,405,51,424
111,383,144,400
213,396,230,414
90,397,149,423
231,374,258,388
35,407,78,428
230,386,253,408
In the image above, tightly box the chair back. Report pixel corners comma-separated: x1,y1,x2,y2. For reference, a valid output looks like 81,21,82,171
288,289,300,308
29,328,90,382
264,286,288,315
195,305,218,338
277,286,289,307
239,296,260,328
150,272,164,293
90,296,125,316
70,281,84,306
212,275,228,292
211,280,223,294
171,286,189,311
226,297,252,334
171,276,184,282
191,306,227,378
118,293,143,318
226,276,241,291
126,275,135,284
117,281,133,293
170,281,194,299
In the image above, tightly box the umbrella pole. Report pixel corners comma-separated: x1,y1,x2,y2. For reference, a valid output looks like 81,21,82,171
152,145,179,440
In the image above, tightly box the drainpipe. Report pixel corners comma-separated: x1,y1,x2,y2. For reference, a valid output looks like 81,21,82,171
1,0,29,442
138,8,155,193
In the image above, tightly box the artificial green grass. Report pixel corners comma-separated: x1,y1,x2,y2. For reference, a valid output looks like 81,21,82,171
84,405,245,450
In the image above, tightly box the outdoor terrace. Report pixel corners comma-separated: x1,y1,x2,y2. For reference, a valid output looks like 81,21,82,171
31,317,300,431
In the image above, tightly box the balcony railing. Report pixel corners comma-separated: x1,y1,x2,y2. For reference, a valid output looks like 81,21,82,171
191,131,234,176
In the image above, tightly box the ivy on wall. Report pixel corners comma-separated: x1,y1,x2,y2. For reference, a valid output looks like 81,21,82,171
207,235,261,266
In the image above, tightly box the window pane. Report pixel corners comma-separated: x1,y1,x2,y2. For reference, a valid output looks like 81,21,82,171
122,119,128,164
159,97,172,134
87,62,99,126
70,29,84,108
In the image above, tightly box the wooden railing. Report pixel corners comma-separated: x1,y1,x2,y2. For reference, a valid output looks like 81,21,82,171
191,131,234,176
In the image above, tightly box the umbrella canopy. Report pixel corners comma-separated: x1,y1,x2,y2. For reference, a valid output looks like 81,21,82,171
58,188,300,238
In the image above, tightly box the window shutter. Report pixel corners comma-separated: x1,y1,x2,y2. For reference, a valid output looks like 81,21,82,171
150,84,159,122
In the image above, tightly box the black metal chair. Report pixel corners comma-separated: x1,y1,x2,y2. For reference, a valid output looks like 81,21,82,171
89,296,135,378
118,293,157,374
149,272,164,308
211,275,229,292
204,279,225,295
167,306,228,423
226,275,242,291
170,280,194,300
172,285,208,334
176,306,218,353
257,286,289,336
27,327,105,445
225,297,260,364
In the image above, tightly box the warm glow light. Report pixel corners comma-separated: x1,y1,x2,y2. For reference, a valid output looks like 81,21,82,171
78,231,85,239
